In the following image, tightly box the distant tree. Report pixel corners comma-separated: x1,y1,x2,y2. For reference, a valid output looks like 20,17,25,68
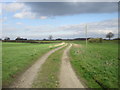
43,39,46,41
4,37,10,40
48,35,53,40
106,32,114,40
15,37,27,40
113,38,120,40
15,37,21,40
56,38,62,40
24,38,27,40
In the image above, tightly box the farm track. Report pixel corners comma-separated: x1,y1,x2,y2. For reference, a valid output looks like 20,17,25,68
9,44,67,88
59,44,85,88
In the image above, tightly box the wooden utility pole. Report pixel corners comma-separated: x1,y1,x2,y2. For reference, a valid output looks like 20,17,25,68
85,24,88,48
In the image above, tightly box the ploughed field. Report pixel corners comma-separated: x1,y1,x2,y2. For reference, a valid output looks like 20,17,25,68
69,40,118,88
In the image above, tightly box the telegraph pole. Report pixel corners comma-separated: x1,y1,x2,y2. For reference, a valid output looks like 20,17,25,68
85,24,88,48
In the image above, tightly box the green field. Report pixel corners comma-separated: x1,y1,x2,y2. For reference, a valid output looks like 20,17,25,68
69,40,118,88
2,42,60,86
2,40,118,88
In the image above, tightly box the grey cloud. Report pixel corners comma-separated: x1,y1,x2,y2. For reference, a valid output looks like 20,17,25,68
24,2,118,17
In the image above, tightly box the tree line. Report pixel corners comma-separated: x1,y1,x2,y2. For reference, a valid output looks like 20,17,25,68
2,32,118,41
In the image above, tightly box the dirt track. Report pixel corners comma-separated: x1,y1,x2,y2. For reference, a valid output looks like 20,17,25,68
59,44,85,88
10,44,66,88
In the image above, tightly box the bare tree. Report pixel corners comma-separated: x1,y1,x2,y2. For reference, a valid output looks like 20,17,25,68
48,35,53,40
106,32,114,40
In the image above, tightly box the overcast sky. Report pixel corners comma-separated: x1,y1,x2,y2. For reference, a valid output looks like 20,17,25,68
1,2,118,40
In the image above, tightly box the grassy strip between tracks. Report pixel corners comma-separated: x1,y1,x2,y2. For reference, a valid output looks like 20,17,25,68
32,45,67,88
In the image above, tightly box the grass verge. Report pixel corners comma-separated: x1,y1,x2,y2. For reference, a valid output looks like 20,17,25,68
69,41,118,88
2,42,62,86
